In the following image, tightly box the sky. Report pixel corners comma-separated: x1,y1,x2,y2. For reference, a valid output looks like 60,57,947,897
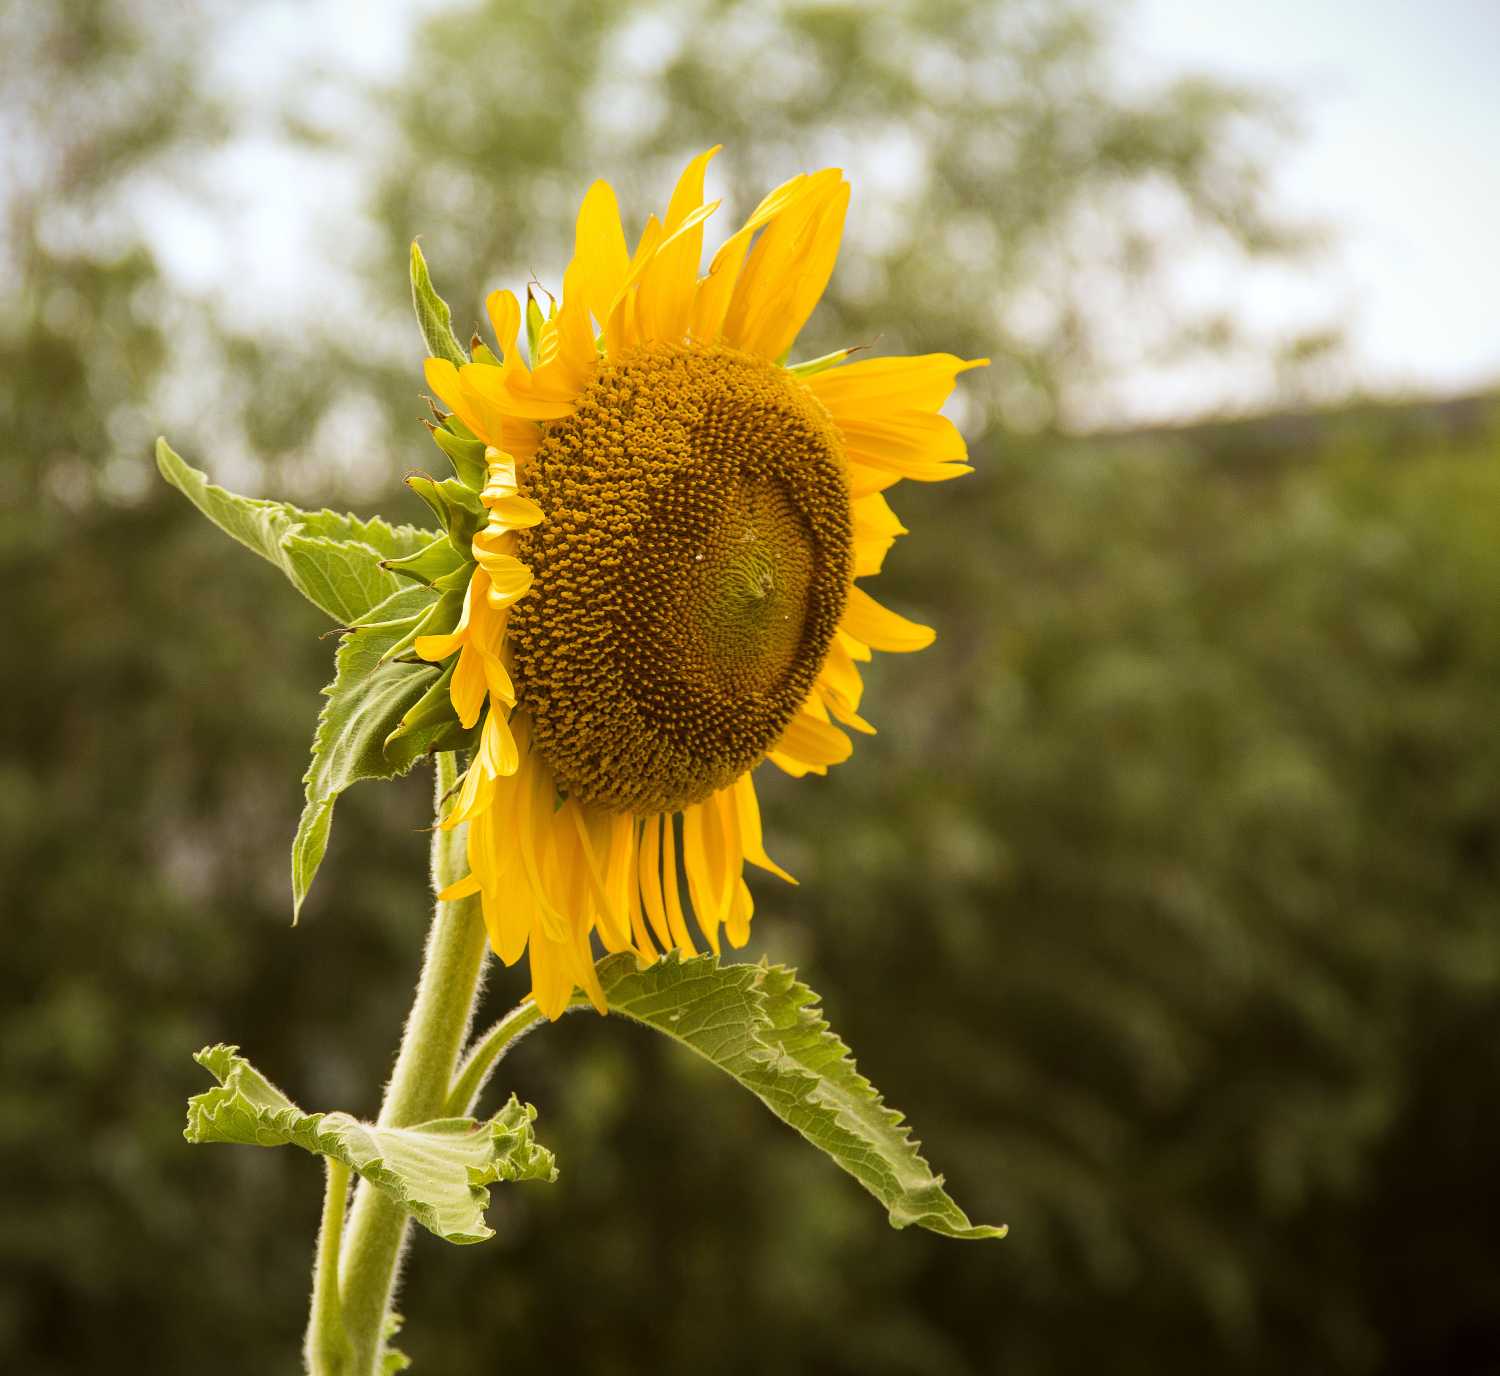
152,0,1500,429
1132,0,1500,406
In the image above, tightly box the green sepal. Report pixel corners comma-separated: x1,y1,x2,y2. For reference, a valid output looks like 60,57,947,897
156,439,436,624
525,289,547,367
379,583,466,666
409,241,468,368
426,422,488,490
405,473,484,555
381,533,467,588
292,584,441,919
471,340,501,368
383,660,477,774
595,953,1005,1241
787,347,856,379
185,1045,556,1245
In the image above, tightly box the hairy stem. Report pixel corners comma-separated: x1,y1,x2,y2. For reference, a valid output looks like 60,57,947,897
444,997,591,1119
305,1159,353,1375
332,753,489,1376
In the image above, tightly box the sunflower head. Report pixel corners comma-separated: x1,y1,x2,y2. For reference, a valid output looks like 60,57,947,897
510,341,853,815
406,146,987,1017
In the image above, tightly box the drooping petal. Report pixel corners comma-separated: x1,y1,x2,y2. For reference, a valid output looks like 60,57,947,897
842,585,936,653
776,708,854,769
850,491,908,576
733,773,795,884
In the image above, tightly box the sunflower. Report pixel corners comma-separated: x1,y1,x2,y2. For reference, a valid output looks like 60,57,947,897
415,147,986,1018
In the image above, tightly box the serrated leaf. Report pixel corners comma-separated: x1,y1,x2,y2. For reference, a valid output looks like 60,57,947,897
596,953,1005,1241
186,1046,555,1244
292,584,443,917
410,241,467,367
283,534,412,625
156,438,436,623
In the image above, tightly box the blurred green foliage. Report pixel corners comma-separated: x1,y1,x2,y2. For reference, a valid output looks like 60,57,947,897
3,1,1498,1373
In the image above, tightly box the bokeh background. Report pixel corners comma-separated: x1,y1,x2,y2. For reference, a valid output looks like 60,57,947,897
5,1,1500,1372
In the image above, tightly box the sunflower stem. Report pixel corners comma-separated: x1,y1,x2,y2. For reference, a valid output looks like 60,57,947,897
330,752,489,1376
444,994,591,1118
305,1159,353,1375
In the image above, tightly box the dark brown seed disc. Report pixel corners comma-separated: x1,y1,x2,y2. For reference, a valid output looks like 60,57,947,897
508,341,852,814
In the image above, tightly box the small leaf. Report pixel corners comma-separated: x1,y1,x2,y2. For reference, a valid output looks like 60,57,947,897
410,241,467,367
596,953,1005,1241
186,1045,555,1245
292,584,442,918
427,423,488,490
156,438,435,623
405,473,484,556
787,347,857,379
381,533,466,588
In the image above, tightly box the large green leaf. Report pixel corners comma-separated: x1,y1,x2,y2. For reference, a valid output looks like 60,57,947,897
596,954,1005,1240
156,437,435,623
185,1045,555,1244
291,583,454,918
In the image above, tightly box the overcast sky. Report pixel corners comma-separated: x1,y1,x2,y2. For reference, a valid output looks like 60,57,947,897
159,0,1500,429
1133,0,1500,405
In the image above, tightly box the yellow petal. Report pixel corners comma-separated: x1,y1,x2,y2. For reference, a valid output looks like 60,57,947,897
665,145,722,231
660,812,695,954
485,290,523,368
842,585,936,653
636,200,722,342
572,179,631,330
565,798,629,954
776,710,853,768
726,878,754,949
850,491,907,576
733,773,796,884
807,354,989,413
636,812,673,951
438,872,481,901
681,801,725,955
722,169,846,357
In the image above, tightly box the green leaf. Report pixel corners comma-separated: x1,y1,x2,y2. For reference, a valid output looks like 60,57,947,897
186,1046,555,1245
410,240,468,367
596,953,1005,1241
156,438,435,624
292,584,442,918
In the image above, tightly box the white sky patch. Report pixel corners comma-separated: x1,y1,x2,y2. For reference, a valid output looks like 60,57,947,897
133,0,1500,430
1130,0,1500,410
